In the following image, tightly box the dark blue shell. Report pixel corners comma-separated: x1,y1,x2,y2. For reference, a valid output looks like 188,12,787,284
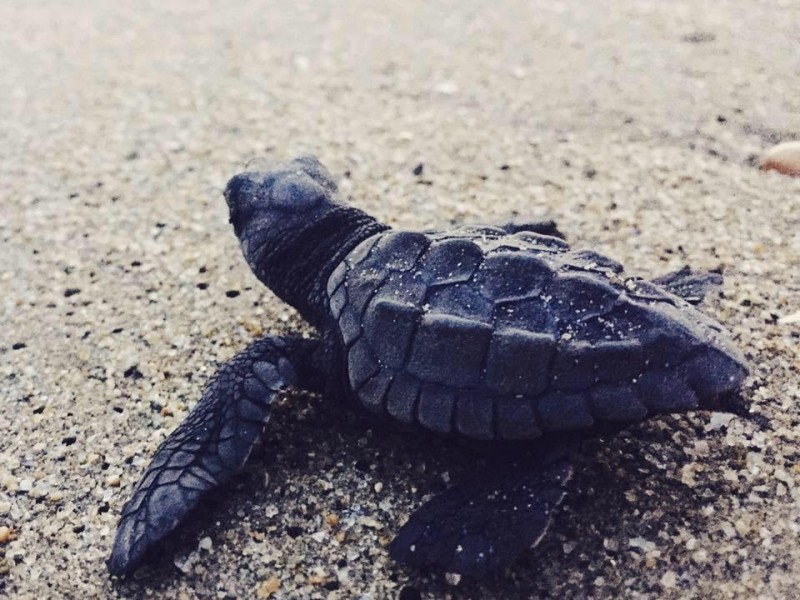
326,226,748,440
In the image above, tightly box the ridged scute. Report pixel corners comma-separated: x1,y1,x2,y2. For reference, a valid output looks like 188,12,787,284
407,314,493,387
418,238,483,285
328,228,748,440
484,328,556,395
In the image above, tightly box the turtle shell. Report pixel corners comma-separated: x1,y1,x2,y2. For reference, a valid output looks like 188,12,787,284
325,226,747,440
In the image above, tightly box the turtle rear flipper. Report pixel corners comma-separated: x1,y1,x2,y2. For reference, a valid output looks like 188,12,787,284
500,218,566,240
390,449,574,577
108,335,320,576
652,266,723,305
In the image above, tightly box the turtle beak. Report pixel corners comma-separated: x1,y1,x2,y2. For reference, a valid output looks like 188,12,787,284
224,173,256,236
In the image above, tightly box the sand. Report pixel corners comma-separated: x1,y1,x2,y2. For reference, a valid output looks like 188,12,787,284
1,1,799,598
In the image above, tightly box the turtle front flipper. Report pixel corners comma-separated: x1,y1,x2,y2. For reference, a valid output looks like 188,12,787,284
108,335,320,576
389,447,574,577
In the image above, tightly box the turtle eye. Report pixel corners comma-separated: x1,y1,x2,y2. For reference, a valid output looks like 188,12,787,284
270,172,326,211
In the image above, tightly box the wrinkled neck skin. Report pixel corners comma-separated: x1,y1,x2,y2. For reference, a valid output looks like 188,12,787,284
242,205,389,328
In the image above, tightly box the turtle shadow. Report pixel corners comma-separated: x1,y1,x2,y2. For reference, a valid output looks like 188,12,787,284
110,393,490,594
404,416,750,599
110,397,747,598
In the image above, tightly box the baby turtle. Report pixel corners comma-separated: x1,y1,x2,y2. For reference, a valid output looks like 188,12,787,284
109,156,749,577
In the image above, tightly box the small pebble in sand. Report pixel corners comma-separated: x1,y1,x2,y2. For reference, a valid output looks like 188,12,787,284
759,141,800,176
256,576,281,599
629,537,657,553
198,536,213,552
660,570,678,588
324,513,340,527
307,568,328,585
778,311,800,325
0,526,12,543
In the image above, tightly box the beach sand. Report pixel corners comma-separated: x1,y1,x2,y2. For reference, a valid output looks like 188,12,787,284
1,1,799,598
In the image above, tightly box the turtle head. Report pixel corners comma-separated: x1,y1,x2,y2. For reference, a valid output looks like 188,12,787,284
225,155,340,243
223,156,386,325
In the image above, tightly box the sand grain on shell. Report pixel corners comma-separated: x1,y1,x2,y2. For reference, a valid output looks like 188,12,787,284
1,1,799,599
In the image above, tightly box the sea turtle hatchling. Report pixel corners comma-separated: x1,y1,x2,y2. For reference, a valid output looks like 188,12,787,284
109,156,749,577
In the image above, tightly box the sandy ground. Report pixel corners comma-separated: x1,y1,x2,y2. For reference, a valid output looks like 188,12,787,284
2,1,800,598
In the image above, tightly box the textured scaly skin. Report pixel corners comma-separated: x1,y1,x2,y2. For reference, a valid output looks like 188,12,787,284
330,226,747,439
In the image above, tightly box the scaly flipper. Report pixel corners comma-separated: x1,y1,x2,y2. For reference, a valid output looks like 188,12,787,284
108,335,320,576
501,219,566,240
390,448,574,577
653,266,723,305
